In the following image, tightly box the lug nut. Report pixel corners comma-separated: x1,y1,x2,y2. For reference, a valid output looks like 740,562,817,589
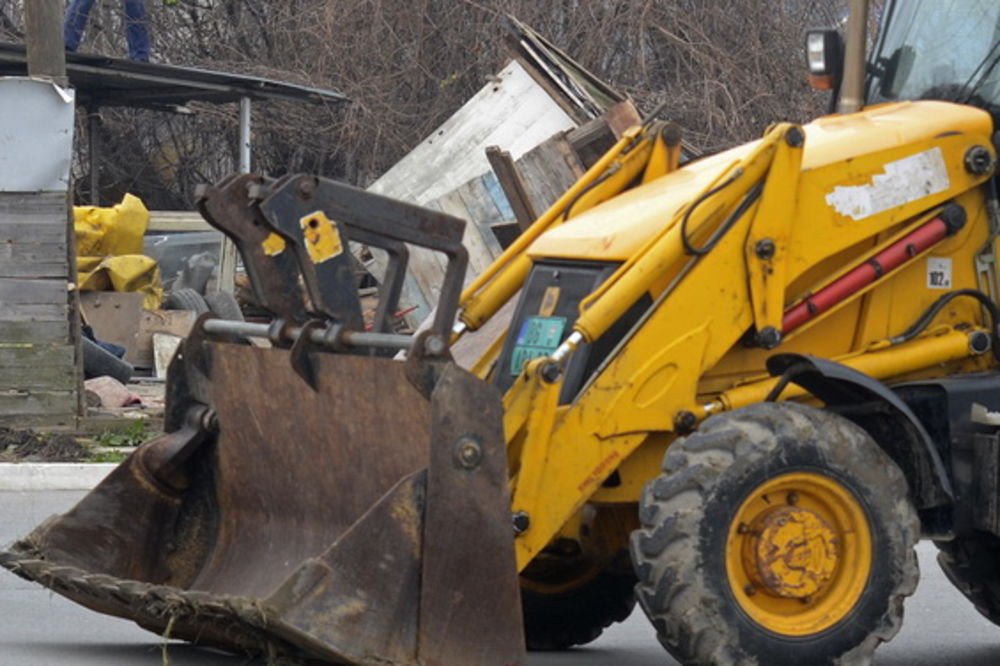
787,491,799,506
744,584,757,596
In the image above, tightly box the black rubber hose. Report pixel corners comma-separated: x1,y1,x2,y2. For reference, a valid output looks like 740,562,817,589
889,288,1000,359
681,172,760,256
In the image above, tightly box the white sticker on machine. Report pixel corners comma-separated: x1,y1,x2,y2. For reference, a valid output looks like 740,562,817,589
927,257,952,289
825,147,950,221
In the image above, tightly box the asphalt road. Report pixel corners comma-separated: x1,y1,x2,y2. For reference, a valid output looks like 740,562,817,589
2,490,1000,665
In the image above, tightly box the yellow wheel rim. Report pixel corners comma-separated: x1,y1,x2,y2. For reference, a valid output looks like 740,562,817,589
725,471,873,636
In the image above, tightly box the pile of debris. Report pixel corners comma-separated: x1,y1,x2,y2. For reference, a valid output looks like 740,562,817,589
0,428,88,462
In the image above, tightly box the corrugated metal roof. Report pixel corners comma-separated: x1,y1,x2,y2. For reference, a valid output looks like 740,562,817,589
0,41,348,109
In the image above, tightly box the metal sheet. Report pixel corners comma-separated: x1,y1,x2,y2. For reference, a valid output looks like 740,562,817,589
0,78,74,192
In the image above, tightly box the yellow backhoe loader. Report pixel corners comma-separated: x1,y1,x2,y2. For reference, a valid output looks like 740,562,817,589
6,0,1000,663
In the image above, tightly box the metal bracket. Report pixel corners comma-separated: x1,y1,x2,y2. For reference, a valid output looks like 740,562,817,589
289,320,330,391
259,175,469,343
975,180,1000,314
195,174,308,324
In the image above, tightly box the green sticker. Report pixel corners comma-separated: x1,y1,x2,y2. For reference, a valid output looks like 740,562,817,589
510,316,566,376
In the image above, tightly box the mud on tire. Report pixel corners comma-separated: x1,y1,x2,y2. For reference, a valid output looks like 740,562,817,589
630,402,919,665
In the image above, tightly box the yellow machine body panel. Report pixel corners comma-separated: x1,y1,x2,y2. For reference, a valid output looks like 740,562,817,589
491,101,998,567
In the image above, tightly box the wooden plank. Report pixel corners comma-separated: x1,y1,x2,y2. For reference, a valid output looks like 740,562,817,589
79,292,144,363
24,0,67,83
0,191,68,222
0,390,77,417
133,309,196,368
0,278,67,305
481,171,516,222
0,238,68,279
0,223,68,243
0,344,75,368
0,303,67,322
0,241,67,261
566,117,618,169
515,136,583,217
0,319,69,344
455,179,505,257
602,100,642,137
486,146,537,230
0,363,76,391
0,262,68,279
367,61,576,206
435,191,497,277
147,211,213,232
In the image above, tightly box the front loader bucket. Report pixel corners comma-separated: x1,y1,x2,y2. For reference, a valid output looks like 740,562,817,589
0,339,524,665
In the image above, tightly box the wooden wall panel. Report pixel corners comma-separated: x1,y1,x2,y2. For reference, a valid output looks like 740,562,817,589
0,190,78,424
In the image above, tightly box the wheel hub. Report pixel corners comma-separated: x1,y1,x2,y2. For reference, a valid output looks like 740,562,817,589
752,506,839,599
725,471,873,636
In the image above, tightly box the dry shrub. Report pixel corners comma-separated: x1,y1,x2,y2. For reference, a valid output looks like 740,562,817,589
0,0,852,208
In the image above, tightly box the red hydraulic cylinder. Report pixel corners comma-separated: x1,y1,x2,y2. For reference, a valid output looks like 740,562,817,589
782,205,966,333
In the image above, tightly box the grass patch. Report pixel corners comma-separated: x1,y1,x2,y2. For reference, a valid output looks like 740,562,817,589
94,419,149,448
89,450,130,464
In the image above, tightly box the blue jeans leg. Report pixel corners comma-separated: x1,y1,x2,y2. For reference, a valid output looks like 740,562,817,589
122,0,150,61
63,0,97,52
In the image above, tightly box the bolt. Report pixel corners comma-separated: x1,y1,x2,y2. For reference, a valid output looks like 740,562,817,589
512,511,531,535
744,584,757,596
202,409,220,433
297,178,316,198
755,238,776,260
787,491,799,506
424,334,447,356
674,410,698,434
785,126,805,148
539,362,562,384
756,326,782,349
453,436,483,470
969,330,992,355
964,145,994,175
737,522,751,535
800,595,813,604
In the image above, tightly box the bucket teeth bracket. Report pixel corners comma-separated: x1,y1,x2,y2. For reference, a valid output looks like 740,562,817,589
195,174,308,324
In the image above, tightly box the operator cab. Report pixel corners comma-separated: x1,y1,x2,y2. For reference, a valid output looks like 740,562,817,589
808,0,1000,116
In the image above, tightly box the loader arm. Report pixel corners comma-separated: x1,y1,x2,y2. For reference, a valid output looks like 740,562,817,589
457,101,999,570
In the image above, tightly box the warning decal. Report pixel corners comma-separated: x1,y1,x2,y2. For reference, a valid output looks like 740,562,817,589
927,257,952,289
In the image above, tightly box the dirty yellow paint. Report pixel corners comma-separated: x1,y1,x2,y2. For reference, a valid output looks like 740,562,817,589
299,211,344,264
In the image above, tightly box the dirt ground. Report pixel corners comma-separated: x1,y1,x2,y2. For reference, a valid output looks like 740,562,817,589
0,429,90,462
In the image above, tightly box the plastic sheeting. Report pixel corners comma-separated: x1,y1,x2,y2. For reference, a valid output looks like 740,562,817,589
74,194,162,309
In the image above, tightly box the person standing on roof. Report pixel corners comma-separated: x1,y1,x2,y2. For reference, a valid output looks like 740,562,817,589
63,0,174,63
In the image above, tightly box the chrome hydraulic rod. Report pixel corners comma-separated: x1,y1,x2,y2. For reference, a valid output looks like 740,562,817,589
202,318,416,351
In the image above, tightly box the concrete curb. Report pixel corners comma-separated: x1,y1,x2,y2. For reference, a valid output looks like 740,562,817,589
0,463,116,491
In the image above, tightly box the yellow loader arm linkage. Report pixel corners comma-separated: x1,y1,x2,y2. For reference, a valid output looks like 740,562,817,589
455,102,997,570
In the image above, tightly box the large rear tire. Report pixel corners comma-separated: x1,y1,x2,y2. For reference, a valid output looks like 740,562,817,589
630,402,919,665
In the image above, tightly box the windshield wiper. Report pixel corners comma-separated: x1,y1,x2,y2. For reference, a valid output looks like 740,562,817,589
962,39,1000,104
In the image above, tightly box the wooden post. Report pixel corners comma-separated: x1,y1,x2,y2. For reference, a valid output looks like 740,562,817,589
485,146,537,231
24,0,67,86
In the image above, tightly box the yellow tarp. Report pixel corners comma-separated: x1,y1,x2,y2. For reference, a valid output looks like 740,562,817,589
74,194,163,309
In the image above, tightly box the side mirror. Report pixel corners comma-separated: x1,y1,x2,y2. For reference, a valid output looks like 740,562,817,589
877,46,916,99
805,29,844,92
